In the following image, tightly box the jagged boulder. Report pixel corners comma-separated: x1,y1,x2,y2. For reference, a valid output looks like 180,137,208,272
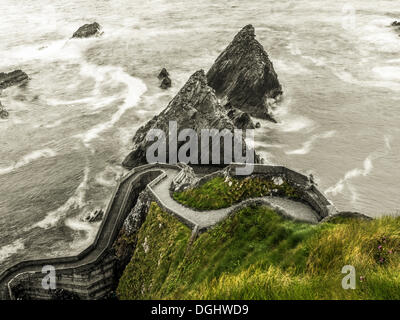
158,68,170,80
158,68,171,89
170,164,199,192
207,25,282,121
225,104,255,129
113,190,152,279
122,70,258,169
72,22,102,38
0,70,28,90
160,76,172,89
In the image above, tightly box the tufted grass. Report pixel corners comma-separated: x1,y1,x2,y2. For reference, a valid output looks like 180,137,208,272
117,202,400,300
173,176,300,210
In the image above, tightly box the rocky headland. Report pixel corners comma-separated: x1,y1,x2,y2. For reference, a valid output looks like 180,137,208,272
72,22,102,38
122,25,278,169
122,69,258,169
207,24,282,121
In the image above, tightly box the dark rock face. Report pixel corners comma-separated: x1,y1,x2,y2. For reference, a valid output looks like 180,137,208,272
72,22,102,38
391,21,400,36
160,76,172,89
225,104,255,129
207,25,282,121
0,70,28,90
158,68,169,79
0,102,9,119
158,68,171,89
113,190,151,280
122,70,257,169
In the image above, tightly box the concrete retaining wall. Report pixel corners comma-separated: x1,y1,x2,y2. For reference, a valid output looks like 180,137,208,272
0,165,167,300
193,163,335,220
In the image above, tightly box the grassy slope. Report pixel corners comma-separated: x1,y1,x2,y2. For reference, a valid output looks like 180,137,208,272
173,176,299,210
117,203,400,300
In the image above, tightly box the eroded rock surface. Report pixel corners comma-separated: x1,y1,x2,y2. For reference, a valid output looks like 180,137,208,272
72,22,102,38
170,164,199,192
158,68,172,89
207,25,282,121
0,70,28,90
122,70,257,169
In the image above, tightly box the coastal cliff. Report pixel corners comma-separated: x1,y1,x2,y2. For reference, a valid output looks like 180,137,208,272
207,25,282,121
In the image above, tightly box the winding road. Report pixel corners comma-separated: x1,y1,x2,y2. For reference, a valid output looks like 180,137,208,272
0,163,326,300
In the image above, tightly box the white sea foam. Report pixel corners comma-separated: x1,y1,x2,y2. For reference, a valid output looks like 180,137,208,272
302,55,326,67
325,156,373,197
95,165,123,187
357,18,400,53
31,166,89,229
325,135,392,199
333,69,400,91
64,216,100,251
373,66,400,81
0,148,57,175
0,39,84,65
274,59,311,75
75,64,147,147
285,131,335,155
0,239,25,263
270,100,314,133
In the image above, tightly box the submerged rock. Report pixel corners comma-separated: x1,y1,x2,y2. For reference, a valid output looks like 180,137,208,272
72,22,102,38
83,208,104,223
207,25,282,121
122,70,258,169
0,102,9,119
0,70,28,90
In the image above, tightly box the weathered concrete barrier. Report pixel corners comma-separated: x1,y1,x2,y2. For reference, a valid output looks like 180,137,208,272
192,163,336,220
0,164,168,300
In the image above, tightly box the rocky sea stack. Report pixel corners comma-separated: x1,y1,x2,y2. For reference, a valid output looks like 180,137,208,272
72,22,102,38
0,70,28,90
158,68,172,89
207,25,282,121
122,70,257,169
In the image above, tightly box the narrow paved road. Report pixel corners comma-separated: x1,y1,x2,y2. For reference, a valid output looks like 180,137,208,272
150,168,319,229
0,164,320,299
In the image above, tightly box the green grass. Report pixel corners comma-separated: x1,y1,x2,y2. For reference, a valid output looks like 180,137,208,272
117,202,400,300
173,176,300,210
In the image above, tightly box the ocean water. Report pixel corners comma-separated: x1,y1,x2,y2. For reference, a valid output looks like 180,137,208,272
0,0,399,272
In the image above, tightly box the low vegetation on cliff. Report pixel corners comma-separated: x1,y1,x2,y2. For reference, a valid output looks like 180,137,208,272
173,176,299,210
117,202,400,300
